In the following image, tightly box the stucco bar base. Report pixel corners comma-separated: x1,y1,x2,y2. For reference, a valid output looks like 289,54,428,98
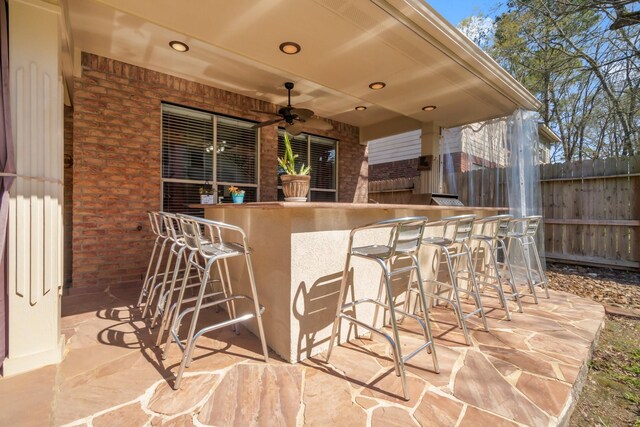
197,202,505,363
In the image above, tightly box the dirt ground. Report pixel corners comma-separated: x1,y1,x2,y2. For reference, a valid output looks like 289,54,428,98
546,263,640,427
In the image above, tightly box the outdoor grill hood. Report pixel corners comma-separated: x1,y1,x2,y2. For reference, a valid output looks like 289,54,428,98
63,0,540,136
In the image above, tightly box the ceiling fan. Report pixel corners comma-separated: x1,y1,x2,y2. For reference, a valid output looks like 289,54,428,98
251,82,332,136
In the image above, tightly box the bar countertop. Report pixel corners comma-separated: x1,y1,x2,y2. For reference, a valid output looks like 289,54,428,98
190,202,508,211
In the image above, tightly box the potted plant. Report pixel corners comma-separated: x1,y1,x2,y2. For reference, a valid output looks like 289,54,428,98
228,186,245,204
278,132,311,202
199,183,216,204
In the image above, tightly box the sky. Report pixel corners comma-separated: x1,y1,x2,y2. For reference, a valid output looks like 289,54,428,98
426,0,504,26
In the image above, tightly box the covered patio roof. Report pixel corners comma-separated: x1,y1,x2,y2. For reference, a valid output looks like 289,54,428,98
62,0,540,140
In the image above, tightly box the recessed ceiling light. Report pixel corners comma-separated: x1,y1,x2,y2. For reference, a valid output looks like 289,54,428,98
355,106,367,111
169,41,189,52
279,42,301,55
422,105,437,111
368,82,386,90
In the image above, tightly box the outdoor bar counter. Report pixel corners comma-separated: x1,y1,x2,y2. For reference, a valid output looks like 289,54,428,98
191,202,506,363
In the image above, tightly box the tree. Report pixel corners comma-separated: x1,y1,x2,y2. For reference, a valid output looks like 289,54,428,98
471,0,640,161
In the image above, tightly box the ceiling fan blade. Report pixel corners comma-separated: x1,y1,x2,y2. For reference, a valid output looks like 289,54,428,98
302,117,333,131
250,109,282,117
285,123,304,136
291,108,314,120
252,118,283,129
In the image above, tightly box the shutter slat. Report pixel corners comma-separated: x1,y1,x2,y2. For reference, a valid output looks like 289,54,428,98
162,104,258,213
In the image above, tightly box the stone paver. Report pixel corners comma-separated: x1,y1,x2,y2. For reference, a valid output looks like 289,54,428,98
371,406,418,426
0,288,604,427
413,390,464,427
92,403,150,427
197,364,303,426
148,374,216,415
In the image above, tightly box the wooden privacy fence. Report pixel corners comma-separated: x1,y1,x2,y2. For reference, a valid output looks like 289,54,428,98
368,178,414,204
541,155,640,270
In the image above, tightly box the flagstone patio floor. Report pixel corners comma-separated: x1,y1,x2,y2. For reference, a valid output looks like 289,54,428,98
0,286,604,427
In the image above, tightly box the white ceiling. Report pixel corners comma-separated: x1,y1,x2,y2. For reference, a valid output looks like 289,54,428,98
64,0,539,133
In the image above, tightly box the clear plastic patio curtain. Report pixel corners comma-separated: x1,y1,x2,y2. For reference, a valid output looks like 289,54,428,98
439,109,545,266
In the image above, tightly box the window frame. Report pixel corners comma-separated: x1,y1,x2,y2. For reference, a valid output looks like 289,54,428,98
276,129,339,202
160,103,261,212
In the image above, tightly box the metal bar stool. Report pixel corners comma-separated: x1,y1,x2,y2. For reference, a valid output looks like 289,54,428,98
326,216,439,401
148,213,218,341
417,214,489,346
153,213,231,346
506,215,549,303
470,215,523,320
163,214,269,389
137,211,170,309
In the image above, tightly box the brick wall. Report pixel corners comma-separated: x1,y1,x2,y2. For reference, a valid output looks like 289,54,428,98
369,158,419,181
70,53,365,289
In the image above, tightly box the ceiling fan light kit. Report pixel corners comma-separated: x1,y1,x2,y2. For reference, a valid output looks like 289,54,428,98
251,82,332,136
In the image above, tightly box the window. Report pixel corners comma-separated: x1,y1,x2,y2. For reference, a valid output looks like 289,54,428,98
161,104,258,215
277,129,337,201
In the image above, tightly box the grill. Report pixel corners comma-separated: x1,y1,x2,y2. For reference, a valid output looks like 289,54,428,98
408,193,464,206
429,193,464,206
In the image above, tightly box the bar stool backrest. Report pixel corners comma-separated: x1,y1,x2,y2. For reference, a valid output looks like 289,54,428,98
442,214,476,244
477,214,513,239
509,215,542,237
148,211,168,238
177,216,202,252
524,215,542,237
178,214,249,258
161,212,183,243
392,217,428,256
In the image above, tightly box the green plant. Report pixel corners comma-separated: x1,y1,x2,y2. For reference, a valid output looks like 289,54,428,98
278,132,310,175
199,183,216,195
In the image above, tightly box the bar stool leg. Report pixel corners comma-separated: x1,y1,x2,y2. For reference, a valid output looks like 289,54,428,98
154,247,188,342
138,236,160,307
484,240,512,320
411,254,440,373
144,245,175,319
373,259,409,399
508,237,539,304
142,240,169,314
174,260,212,389
443,249,471,345
218,258,239,334
529,237,550,298
498,238,524,313
326,253,351,362
162,252,195,360
245,252,270,362
464,243,489,331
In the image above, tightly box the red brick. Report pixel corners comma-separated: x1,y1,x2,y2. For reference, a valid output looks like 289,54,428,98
68,52,366,289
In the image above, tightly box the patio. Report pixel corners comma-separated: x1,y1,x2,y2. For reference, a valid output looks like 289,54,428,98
0,285,604,426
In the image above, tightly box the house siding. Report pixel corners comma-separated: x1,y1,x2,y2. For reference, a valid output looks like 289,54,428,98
70,52,365,289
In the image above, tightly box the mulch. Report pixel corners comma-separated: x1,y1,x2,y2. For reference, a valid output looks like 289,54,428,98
546,263,640,311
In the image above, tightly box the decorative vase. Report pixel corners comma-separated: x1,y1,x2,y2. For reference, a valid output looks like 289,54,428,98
232,194,244,204
280,174,310,202
200,194,215,204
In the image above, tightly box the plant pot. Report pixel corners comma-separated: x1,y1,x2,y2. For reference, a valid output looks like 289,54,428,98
200,194,215,204
232,194,244,204
280,174,310,201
